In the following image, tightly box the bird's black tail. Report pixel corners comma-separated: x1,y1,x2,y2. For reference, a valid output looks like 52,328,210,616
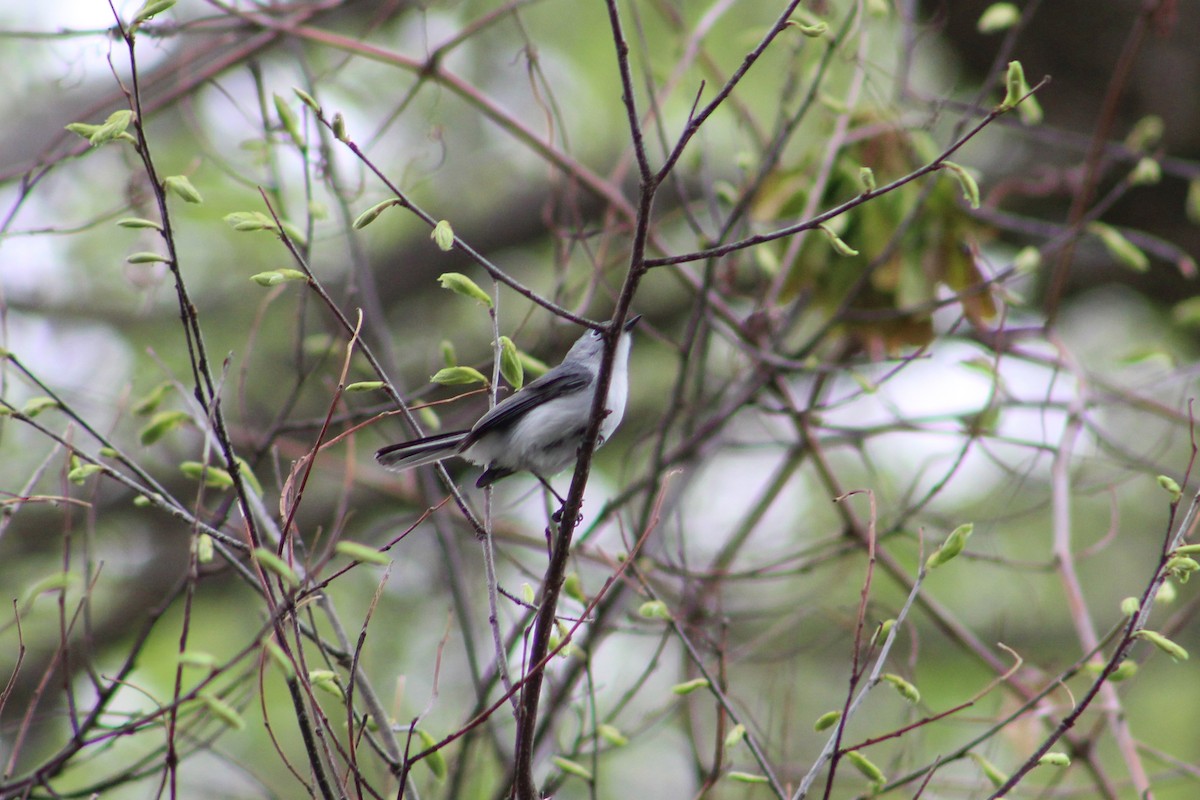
375,431,469,472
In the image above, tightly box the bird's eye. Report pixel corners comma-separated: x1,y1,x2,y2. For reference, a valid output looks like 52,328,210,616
590,329,602,338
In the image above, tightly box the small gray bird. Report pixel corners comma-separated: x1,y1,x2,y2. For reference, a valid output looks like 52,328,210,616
376,316,640,488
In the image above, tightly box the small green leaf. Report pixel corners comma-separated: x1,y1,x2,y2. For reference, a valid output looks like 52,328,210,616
199,692,245,730
430,366,488,386
344,381,385,393
871,618,896,646
334,540,391,565
86,110,134,146
127,251,171,264
21,396,59,417
1088,222,1149,272
518,351,550,378
1173,544,1200,555
250,269,308,287
1157,474,1183,503
521,582,536,604
1172,296,1200,328
133,381,172,415
1125,115,1164,152
814,710,842,732
431,219,455,251
563,573,586,603
253,547,301,588
552,756,593,781
293,87,321,114
437,272,492,307
597,723,628,747
941,161,981,209
881,673,920,703
163,175,203,204
65,122,101,140
180,461,234,489
1130,157,1161,186
194,533,214,564
1002,60,1028,110
858,166,876,193
132,0,176,25
1013,245,1042,274
724,723,746,747
818,223,859,256
225,211,275,232
969,752,1008,789
309,669,344,699
67,464,104,485
21,572,79,611
977,3,1019,33
925,523,974,570
727,772,769,784
498,336,523,390
787,20,828,37
671,678,710,695
352,199,399,229
232,456,263,496
638,600,671,620
1107,661,1138,681
116,217,162,230
844,750,887,787
1037,752,1071,767
415,728,447,779
332,112,347,141
264,639,295,679
1120,596,1140,616
273,93,304,149
1134,629,1188,661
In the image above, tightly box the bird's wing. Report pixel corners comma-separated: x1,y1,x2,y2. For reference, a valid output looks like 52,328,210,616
463,365,592,446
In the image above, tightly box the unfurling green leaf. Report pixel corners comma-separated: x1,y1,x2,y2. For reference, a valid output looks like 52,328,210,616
250,269,308,286
353,199,400,229
728,772,770,784
1130,157,1161,186
1157,474,1182,503
132,0,176,25
1126,115,1164,152
1002,60,1028,110
881,673,920,703
814,710,842,731
21,396,59,417
332,112,347,141
1013,246,1042,274
309,670,344,699
414,728,447,779
818,222,859,256
1037,752,1071,767
563,573,586,603
437,272,492,306
163,175,203,204
1134,629,1189,662
638,600,671,620
941,161,981,209
787,19,828,37
440,339,457,367
116,217,161,230
179,650,219,670
127,251,171,264
344,381,384,393
83,110,134,146
1088,222,1149,272
724,723,746,747
67,464,103,485
498,335,523,390
180,461,234,489
253,547,301,588
139,410,190,444
194,533,214,564
925,522,974,570
969,752,1009,788
430,366,487,386
273,93,304,149
1120,596,1140,616
199,692,245,730
977,3,1019,33
552,756,593,781
597,723,628,747
845,750,887,787
224,210,275,232
1108,661,1138,681
858,166,876,193
431,219,455,251
334,540,391,565
264,639,295,679
670,678,710,695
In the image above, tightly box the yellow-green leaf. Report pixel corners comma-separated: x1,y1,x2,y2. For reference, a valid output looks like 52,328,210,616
941,161,981,209
273,93,304,149
253,547,301,588
415,728,447,779
163,175,203,204
845,750,886,786
881,673,920,703
430,366,487,386
814,710,842,731
728,772,769,784
498,336,523,390
437,272,492,307
597,723,628,747
671,678,710,695
552,756,593,781
926,523,974,570
1134,629,1188,661
132,0,176,25
1088,222,1149,272
431,219,455,251
334,540,391,566
818,222,859,256
344,381,384,393
116,217,162,230
22,396,59,417
127,251,171,264
353,199,399,229
977,3,1019,33
199,692,245,730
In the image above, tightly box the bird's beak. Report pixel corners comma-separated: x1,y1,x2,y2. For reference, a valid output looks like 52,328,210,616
623,314,642,332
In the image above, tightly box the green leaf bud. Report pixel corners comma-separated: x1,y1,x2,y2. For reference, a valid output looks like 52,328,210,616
498,335,523,390
1157,474,1182,503
1119,596,1140,616
431,219,455,251
116,217,161,230
293,87,320,113
977,3,1019,33
430,366,487,386
881,673,920,703
352,199,399,229
941,161,981,209
926,523,974,570
1088,222,1149,272
727,772,769,784
1134,629,1189,662
344,381,384,393
253,547,301,588
273,93,304,149
597,723,628,746
638,600,671,620
199,691,245,730
179,461,234,489
127,251,171,264
414,728,446,779
162,175,203,204
814,710,842,731
194,533,214,563
334,540,391,565
724,723,746,747
818,222,859,256
844,750,886,787
552,756,592,781
858,166,876,193
437,272,492,306
670,678,710,695
969,752,1008,788
1037,752,1071,767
